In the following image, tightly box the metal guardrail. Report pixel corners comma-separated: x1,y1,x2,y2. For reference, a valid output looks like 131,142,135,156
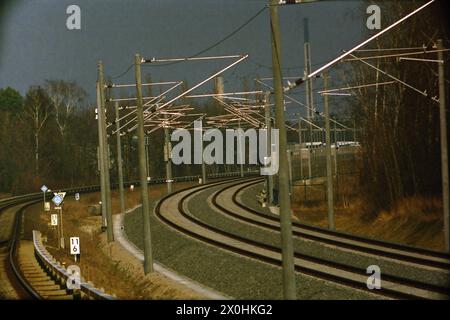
32,230,115,300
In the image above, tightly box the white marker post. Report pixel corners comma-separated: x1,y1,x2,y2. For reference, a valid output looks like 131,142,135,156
52,192,66,249
70,237,80,263
41,185,49,211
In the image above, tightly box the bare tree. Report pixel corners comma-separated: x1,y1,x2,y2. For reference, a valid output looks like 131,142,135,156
45,80,86,138
21,86,51,176
342,0,449,213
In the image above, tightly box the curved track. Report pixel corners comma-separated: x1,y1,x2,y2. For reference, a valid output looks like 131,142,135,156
0,174,247,299
217,179,450,270
0,202,35,299
155,178,450,300
0,185,114,299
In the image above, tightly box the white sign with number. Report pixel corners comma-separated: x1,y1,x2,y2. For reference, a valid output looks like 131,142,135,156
51,214,58,226
75,193,80,201
44,202,50,212
70,237,80,255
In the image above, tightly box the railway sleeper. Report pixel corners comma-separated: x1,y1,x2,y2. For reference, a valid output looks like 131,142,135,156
18,240,75,300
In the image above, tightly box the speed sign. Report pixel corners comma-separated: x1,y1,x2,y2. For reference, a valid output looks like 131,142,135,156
70,237,80,255
51,214,58,226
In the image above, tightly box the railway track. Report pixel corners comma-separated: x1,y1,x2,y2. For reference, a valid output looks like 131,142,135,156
224,179,450,271
0,186,109,299
155,178,450,300
1,200,54,299
0,173,250,300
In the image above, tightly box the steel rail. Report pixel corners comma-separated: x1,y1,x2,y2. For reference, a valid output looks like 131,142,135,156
154,179,449,299
230,179,450,268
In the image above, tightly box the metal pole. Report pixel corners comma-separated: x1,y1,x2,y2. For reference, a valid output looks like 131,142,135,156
334,121,338,176
304,18,314,120
145,136,150,181
201,119,207,184
98,61,114,242
308,125,313,178
59,207,64,248
96,82,108,232
298,115,303,180
438,39,449,252
164,122,173,194
304,18,313,180
115,101,126,215
269,0,297,300
323,72,335,230
287,150,293,195
135,53,154,273
239,120,244,178
56,219,60,249
265,93,274,204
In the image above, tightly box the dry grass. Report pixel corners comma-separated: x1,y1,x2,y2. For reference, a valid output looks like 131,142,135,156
0,193,12,200
293,190,445,251
23,181,206,299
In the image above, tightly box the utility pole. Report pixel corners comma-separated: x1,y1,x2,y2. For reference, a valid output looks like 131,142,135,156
298,115,303,180
438,39,449,252
115,101,126,215
135,53,154,274
265,93,274,204
97,125,106,230
269,0,297,300
323,73,335,230
304,18,314,120
164,120,173,194
96,84,107,233
304,18,313,180
201,119,207,184
239,120,244,178
287,149,293,194
145,135,150,181
97,62,114,242
334,121,338,175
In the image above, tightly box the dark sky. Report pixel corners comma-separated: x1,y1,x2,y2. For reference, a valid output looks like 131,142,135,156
0,0,397,117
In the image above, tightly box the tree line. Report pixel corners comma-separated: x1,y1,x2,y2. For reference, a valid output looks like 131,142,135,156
345,0,449,214
0,77,246,196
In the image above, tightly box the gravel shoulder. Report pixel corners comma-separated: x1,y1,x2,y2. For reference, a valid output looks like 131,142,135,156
124,183,381,299
236,183,450,288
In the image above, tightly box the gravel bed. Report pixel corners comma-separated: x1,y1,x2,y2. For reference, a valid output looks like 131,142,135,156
189,183,450,289
124,188,379,299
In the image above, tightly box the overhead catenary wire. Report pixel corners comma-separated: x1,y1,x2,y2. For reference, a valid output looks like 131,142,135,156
108,5,266,79
283,0,436,93
318,81,396,94
255,78,350,129
355,46,431,52
343,49,450,62
348,52,439,104
143,6,267,69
